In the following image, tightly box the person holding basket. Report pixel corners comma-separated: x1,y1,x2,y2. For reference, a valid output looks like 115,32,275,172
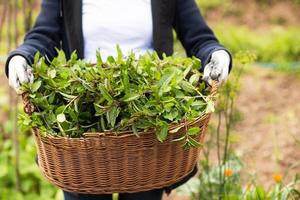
5,0,232,199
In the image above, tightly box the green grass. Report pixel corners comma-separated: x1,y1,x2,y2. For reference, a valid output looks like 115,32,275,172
173,24,300,66
211,24,300,64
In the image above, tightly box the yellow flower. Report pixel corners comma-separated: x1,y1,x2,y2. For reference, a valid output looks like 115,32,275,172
224,169,233,177
272,174,283,183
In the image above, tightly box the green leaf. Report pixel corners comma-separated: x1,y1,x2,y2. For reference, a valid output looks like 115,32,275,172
69,51,78,63
68,109,78,121
191,56,201,69
107,56,115,63
179,80,196,93
31,80,42,93
55,105,66,115
156,121,168,142
48,92,56,104
191,100,206,107
183,65,192,78
132,124,139,137
106,106,120,127
99,84,113,104
121,66,130,95
47,69,56,78
188,127,201,136
123,93,140,102
57,50,67,64
188,136,202,147
74,98,79,113
255,186,266,200
158,69,176,96
57,113,66,123
189,73,200,85
164,102,174,109
45,113,56,125
163,110,179,121
59,92,77,100
100,115,106,131
34,51,40,64
94,103,107,116
116,45,123,64
96,50,103,65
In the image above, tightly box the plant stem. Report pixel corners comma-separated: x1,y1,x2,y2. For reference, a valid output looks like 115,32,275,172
7,0,12,53
203,146,213,198
13,0,19,47
219,89,235,199
0,0,8,44
12,94,21,192
216,112,223,200
223,99,234,165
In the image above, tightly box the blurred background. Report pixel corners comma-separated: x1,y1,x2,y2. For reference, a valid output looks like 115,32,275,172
0,0,299,199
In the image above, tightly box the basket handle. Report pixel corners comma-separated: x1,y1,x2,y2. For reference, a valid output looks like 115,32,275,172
22,92,35,116
209,80,218,98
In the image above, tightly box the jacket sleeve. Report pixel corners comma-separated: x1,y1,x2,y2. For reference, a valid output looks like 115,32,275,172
5,0,61,77
173,0,232,71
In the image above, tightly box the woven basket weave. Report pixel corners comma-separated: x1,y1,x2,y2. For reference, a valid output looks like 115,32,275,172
22,82,218,194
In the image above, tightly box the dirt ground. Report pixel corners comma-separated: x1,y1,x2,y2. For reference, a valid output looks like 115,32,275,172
205,0,300,29
163,67,300,199
234,67,300,186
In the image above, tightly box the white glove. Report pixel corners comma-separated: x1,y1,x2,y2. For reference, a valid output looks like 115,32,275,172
8,55,34,93
203,50,230,84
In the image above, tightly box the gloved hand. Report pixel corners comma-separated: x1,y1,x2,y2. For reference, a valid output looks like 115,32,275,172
203,50,230,84
8,55,34,93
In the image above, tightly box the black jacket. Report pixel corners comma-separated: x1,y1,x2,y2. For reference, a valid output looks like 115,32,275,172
5,0,231,76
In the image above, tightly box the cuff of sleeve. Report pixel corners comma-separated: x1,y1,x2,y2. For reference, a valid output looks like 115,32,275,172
5,50,34,78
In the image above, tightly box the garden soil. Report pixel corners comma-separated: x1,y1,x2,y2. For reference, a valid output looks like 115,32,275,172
234,67,300,187
205,0,300,29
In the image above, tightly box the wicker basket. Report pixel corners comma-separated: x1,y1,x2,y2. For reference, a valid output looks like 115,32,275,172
22,82,218,194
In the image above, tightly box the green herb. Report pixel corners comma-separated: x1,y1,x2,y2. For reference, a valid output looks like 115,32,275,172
20,49,214,146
